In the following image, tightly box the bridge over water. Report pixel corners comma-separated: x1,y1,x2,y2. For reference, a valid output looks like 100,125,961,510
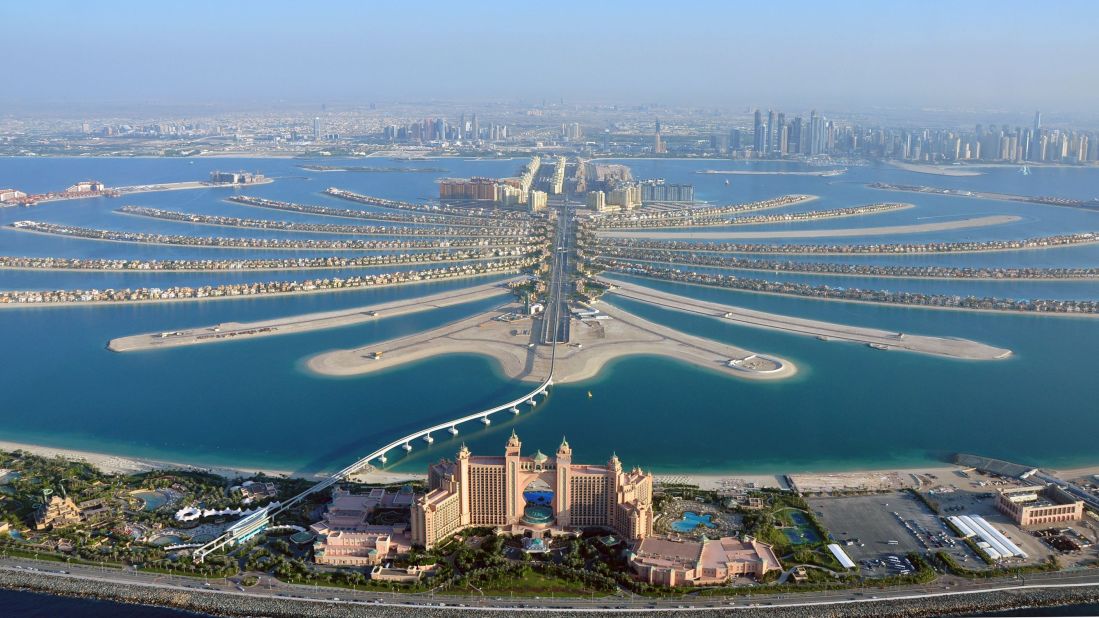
193,203,572,563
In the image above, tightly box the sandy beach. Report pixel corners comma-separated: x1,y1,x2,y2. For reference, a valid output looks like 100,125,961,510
306,300,797,383
598,214,1022,240
0,439,303,480
107,279,519,351
601,278,1013,360
674,465,965,492
888,161,984,177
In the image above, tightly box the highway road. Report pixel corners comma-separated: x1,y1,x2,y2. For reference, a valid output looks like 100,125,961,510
542,201,572,346
3,554,1099,614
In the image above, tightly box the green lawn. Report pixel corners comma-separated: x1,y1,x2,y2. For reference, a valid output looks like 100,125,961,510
443,570,610,598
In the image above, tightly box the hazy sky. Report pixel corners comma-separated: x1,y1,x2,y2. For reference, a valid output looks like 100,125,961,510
3,0,1097,112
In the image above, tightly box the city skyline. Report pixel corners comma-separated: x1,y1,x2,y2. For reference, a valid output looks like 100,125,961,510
2,1,1098,113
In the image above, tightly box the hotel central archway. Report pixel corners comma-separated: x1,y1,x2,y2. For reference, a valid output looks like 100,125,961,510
521,477,555,526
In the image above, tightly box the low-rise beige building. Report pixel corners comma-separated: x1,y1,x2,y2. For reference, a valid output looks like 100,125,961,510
996,484,1085,527
311,487,414,567
630,536,781,587
34,494,83,530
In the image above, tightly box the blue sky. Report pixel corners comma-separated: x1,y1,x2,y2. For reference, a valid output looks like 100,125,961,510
2,0,1097,111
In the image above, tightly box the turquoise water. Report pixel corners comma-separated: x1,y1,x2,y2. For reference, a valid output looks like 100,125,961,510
1,157,1098,477
132,490,175,512
671,511,717,533
149,534,183,546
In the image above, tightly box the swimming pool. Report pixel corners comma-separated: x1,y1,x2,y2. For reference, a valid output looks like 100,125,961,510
671,511,718,533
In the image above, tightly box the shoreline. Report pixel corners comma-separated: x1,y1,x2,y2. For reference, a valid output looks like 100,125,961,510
601,278,1012,360
0,255,501,274
598,215,1022,240
107,278,517,351
0,270,519,309
5,225,531,252
305,301,798,384
113,209,530,239
594,255,1099,282
886,161,984,177
4,433,1098,490
721,203,913,227
603,272,1099,319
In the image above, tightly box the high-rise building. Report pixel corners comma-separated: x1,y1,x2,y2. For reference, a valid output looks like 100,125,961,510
411,433,654,549
640,179,694,203
528,190,548,212
653,119,666,154
586,190,607,211
808,110,825,155
753,110,765,155
1034,110,1042,133
766,110,777,154
313,117,322,142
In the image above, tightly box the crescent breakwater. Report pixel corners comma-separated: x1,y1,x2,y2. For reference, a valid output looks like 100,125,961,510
600,278,1012,360
590,248,1099,280
116,206,532,238
8,221,539,251
594,194,817,229
596,215,1022,240
595,231,1099,255
0,249,529,272
227,195,525,228
0,259,535,306
107,279,518,351
869,182,1099,211
596,260,1099,315
297,164,448,173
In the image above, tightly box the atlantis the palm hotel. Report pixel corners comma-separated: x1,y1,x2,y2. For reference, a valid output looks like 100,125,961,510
312,431,781,587
412,431,654,547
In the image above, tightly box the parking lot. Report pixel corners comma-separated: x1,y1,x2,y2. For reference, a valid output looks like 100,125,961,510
808,491,983,577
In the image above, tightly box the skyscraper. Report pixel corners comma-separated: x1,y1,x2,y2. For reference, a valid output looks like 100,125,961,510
1033,111,1042,133
313,117,322,141
753,110,765,156
766,110,776,155
776,112,786,156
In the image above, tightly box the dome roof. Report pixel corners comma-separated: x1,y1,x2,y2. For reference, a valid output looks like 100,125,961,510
532,450,549,464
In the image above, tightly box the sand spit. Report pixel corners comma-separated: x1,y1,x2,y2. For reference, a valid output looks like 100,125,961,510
888,161,984,176
598,215,1022,240
602,278,1012,361
306,301,796,384
107,280,518,352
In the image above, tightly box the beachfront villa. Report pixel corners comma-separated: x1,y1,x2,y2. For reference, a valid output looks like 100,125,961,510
310,487,415,567
629,536,782,587
411,432,654,549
